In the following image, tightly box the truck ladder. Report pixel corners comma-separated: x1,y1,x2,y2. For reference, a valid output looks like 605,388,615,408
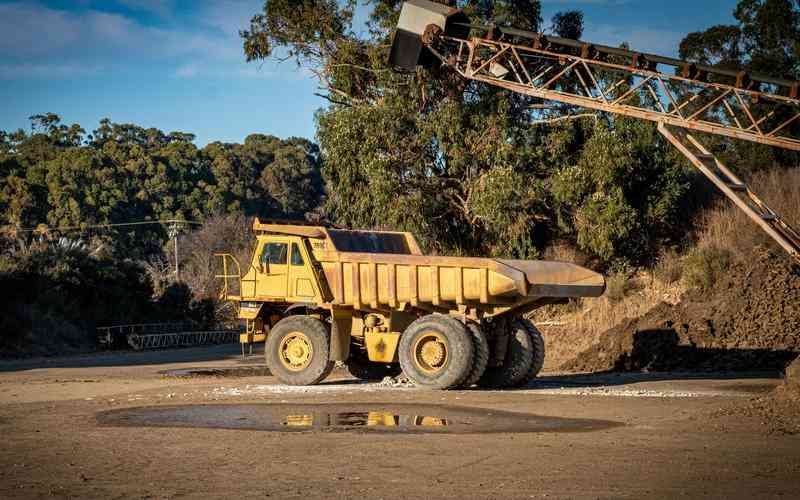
658,122,800,263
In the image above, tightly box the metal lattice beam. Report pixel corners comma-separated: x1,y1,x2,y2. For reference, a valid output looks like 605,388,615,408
428,36,800,151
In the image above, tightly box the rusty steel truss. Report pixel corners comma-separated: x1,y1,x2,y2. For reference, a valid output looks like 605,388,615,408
419,26,800,262
426,32,800,151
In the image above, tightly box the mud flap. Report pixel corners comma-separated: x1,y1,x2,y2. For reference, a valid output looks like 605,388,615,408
329,308,352,361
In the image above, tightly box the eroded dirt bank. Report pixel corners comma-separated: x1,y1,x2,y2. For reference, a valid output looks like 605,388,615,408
564,250,800,373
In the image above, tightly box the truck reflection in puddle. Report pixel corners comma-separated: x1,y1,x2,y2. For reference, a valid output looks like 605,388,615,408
283,412,447,428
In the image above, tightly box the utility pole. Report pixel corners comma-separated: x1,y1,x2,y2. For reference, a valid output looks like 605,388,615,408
167,221,182,281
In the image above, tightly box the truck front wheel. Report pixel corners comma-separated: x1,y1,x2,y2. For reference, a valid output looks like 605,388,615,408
265,315,334,386
399,314,474,389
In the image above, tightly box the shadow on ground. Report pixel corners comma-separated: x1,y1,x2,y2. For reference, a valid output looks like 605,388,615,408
0,343,256,372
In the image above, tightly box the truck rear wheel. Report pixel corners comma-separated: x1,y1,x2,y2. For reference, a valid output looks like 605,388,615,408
460,322,489,388
517,319,545,386
399,314,473,389
478,320,534,389
265,315,334,386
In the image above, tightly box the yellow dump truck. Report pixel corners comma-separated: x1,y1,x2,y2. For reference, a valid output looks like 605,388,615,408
217,219,605,389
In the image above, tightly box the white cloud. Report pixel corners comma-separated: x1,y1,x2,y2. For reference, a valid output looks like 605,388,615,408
118,0,174,16
0,2,243,65
175,62,200,78
203,0,263,36
0,2,82,56
0,1,245,58
0,1,327,82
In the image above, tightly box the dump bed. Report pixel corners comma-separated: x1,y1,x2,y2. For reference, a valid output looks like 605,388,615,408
317,253,605,310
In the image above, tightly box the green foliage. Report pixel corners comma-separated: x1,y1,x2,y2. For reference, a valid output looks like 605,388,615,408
679,0,800,173
551,118,691,263
0,237,151,355
0,236,222,356
242,0,699,265
0,115,324,259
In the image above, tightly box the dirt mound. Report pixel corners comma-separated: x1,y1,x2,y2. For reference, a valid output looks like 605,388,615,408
563,249,800,373
780,357,800,399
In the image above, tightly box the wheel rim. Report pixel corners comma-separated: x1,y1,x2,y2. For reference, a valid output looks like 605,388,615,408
279,332,313,371
412,331,448,374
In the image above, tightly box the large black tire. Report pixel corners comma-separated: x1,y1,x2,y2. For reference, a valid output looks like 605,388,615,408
460,322,489,388
346,352,402,381
399,314,474,389
517,319,546,387
478,320,534,389
265,315,334,386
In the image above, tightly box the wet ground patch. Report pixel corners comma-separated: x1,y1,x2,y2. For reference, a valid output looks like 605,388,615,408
97,403,621,434
159,366,271,378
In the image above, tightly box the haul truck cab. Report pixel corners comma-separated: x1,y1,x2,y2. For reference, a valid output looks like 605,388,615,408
250,236,321,303
216,218,605,389
219,231,327,347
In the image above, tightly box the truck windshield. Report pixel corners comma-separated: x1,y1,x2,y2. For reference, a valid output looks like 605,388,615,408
260,243,287,265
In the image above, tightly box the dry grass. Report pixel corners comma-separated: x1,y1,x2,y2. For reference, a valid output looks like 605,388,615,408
535,168,800,371
534,169,799,372
693,168,800,262
653,248,682,285
534,270,685,371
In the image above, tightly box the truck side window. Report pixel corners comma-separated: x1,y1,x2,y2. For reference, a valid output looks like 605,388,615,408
260,243,287,265
290,243,304,266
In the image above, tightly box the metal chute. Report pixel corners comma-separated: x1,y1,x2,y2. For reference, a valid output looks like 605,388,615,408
389,0,470,71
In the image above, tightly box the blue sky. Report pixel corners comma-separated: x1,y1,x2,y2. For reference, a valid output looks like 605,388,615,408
0,0,739,146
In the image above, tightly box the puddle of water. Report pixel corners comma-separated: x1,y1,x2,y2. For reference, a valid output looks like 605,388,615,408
159,366,271,378
97,403,621,434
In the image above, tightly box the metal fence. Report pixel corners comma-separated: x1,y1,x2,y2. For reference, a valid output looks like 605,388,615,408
97,322,240,350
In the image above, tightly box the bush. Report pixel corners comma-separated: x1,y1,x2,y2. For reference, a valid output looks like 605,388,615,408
682,245,732,291
653,248,682,285
605,270,638,303
0,235,221,357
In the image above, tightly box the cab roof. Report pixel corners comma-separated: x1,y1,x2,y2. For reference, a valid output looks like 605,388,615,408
252,218,421,255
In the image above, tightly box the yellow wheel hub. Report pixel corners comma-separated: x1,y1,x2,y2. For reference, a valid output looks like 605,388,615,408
413,331,448,374
279,332,313,371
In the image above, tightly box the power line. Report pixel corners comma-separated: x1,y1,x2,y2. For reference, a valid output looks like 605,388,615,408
13,218,205,281
15,219,203,233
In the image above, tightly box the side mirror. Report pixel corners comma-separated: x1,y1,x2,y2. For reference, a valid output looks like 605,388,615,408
260,261,269,274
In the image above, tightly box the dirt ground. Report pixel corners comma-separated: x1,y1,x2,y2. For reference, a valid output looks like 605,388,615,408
1,344,799,499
